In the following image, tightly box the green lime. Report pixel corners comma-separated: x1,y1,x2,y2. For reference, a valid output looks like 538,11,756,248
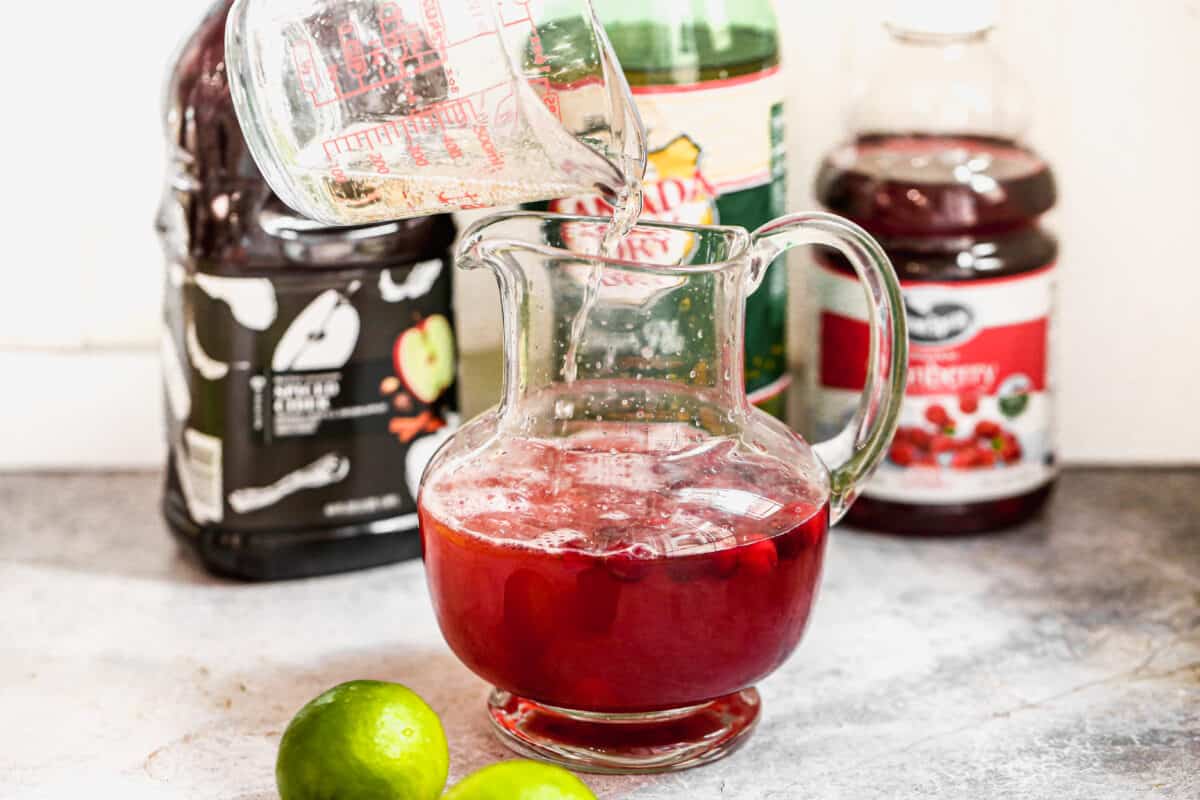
275,680,449,800
443,760,597,800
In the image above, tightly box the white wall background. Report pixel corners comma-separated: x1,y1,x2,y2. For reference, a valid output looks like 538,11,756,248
1,0,1197,469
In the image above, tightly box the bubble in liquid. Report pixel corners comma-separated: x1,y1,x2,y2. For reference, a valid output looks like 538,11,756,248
622,540,664,559
554,399,575,420
663,520,738,556
533,528,589,551
688,370,697,379
594,526,667,559
640,346,654,360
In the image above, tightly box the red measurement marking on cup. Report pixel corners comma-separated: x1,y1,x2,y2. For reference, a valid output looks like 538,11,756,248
291,4,452,109
339,21,369,78
527,76,562,121
379,2,405,47
319,90,495,167
366,151,391,174
497,0,535,27
473,121,505,172
437,190,483,209
444,30,495,47
290,38,325,108
419,0,447,54
493,1,562,121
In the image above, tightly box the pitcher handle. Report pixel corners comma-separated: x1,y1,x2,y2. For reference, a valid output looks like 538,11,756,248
751,212,908,524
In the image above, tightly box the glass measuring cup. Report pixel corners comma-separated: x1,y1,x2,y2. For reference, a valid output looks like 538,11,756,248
418,211,907,773
225,0,646,225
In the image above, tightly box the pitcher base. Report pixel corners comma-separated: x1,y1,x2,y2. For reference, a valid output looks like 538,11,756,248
486,687,761,774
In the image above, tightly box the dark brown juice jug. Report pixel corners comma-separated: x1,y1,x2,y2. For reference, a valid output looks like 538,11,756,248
157,0,459,578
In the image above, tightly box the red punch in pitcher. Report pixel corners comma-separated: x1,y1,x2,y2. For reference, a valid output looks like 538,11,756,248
419,211,907,773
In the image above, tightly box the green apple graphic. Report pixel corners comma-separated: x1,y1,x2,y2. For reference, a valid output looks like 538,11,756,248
394,314,455,403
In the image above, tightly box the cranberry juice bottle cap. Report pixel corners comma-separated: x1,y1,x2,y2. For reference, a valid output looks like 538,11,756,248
885,0,997,36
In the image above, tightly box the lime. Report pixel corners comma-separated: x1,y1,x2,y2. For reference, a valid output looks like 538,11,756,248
443,760,597,800
275,680,449,800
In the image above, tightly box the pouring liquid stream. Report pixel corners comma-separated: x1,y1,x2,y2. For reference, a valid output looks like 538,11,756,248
559,167,645,386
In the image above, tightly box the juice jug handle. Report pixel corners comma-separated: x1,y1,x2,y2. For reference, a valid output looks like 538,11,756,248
751,212,908,524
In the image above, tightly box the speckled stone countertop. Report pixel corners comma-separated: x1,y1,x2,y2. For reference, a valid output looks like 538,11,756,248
2,469,1197,799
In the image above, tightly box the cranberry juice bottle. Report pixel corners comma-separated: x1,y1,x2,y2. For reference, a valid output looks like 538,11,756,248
812,2,1057,534
419,426,829,712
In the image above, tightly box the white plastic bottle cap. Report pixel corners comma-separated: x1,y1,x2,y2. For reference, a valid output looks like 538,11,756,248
885,0,998,36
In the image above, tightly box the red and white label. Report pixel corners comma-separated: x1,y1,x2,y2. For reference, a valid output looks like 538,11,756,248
814,261,1056,505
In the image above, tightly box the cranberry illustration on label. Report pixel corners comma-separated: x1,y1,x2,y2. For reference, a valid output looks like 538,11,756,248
890,401,1026,472
930,434,956,454
998,433,1023,464
974,420,1001,439
924,404,951,428
889,440,916,466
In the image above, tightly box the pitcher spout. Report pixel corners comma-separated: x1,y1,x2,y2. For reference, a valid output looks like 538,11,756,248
454,211,757,425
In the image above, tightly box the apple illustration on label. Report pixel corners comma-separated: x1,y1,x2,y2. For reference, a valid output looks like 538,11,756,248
394,314,456,403
273,290,361,372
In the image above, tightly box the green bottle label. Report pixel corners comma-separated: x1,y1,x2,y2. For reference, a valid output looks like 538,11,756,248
549,67,789,416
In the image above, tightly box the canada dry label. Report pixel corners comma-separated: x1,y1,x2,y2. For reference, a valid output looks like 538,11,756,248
814,262,1056,504
548,66,789,414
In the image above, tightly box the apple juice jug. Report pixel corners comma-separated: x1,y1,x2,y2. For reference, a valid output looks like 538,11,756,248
811,0,1058,534
157,0,459,579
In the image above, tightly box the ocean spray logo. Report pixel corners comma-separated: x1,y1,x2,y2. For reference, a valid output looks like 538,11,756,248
905,297,976,345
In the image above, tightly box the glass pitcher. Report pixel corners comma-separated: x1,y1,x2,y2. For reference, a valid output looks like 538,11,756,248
418,211,906,773
225,0,645,225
